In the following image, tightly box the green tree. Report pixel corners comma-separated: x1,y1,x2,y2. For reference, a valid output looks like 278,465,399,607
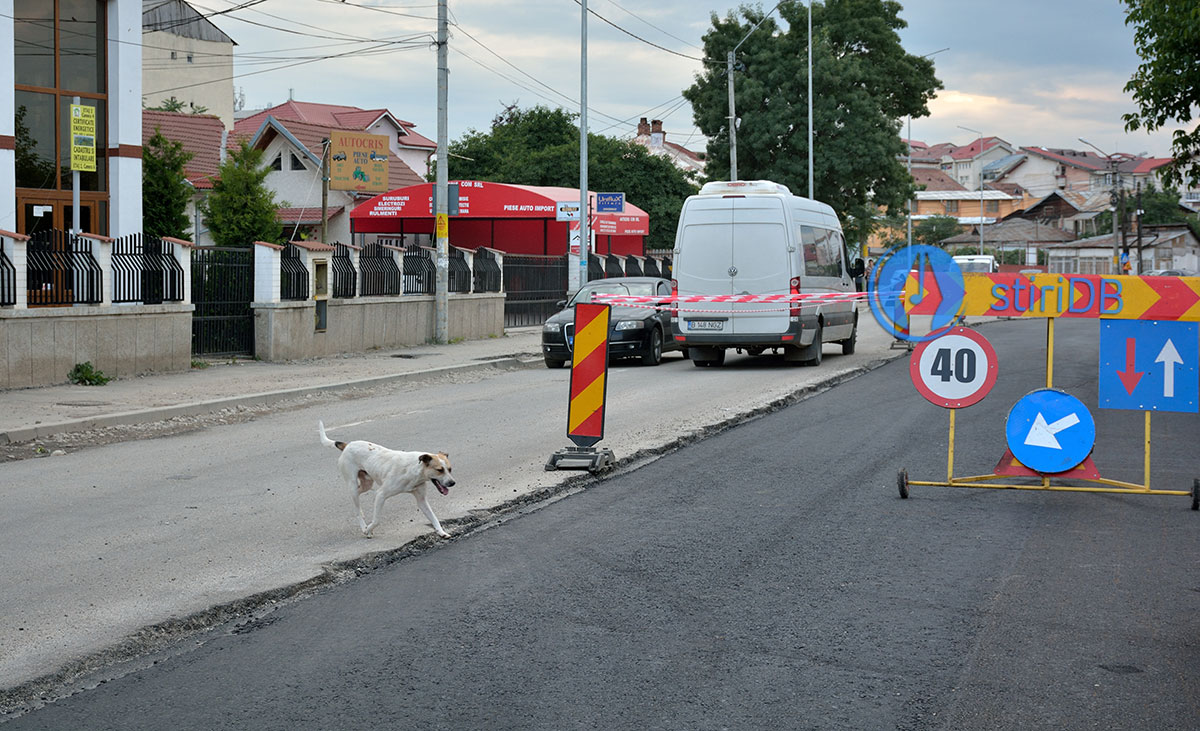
1122,1,1200,188
447,104,698,251
683,0,941,244
913,215,964,247
200,142,282,247
146,96,209,115
142,128,194,239
1093,183,1194,235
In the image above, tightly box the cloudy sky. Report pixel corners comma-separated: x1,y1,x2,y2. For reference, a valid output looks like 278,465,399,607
192,0,1179,160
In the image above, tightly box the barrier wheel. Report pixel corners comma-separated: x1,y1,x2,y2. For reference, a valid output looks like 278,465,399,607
1191,478,1199,511
898,469,909,499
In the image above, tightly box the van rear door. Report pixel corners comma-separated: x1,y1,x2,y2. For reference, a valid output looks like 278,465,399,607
676,197,737,328
729,196,790,335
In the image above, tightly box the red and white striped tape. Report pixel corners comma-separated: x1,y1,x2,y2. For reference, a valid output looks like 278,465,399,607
591,292,874,304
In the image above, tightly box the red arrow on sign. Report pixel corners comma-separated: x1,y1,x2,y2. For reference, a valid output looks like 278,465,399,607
1117,337,1144,394
1141,276,1200,321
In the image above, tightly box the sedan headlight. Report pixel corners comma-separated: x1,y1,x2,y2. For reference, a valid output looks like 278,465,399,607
614,320,645,330
543,322,561,332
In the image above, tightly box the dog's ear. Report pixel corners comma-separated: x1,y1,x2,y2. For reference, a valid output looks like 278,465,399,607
420,453,434,465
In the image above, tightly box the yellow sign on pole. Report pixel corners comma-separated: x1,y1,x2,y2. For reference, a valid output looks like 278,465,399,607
435,212,449,239
328,131,389,193
70,104,96,173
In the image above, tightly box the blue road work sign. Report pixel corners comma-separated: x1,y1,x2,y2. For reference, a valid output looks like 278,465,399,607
1005,389,1097,474
596,192,625,213
1099,320,1198,413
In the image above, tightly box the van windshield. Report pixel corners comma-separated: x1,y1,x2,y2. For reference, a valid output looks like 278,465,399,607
957,261,993,273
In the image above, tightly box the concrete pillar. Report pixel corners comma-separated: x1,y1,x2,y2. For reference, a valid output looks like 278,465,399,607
1,230,29,308
162,236,194,305
0,2,16,233
79,233,114,306
253,241,282,303
107,0,143,236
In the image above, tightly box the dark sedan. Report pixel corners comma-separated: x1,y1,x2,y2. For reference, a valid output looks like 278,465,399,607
541,277,686,368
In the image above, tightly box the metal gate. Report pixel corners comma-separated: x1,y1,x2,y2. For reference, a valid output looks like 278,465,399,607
191,246,254,357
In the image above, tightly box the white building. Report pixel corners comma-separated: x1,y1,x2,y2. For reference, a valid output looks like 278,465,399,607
4,0,143,237
142,0,236,128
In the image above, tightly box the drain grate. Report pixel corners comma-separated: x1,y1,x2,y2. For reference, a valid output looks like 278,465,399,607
1099,664,1143,674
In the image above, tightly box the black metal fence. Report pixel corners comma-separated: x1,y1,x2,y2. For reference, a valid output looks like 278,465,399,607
192,246,254,356
402,247,435,295
26,229,103,306
503,254,568,327
111,233,185,304
588,253,604,280
448,247,471,293
360,242,401,296
624,256,643,276
472,247,501,293
643,256,661,277
332,244,356,298
0,246,14,307
605,255,624,278
280,243,309,301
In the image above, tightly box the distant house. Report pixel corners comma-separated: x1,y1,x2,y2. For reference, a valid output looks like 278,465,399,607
232,101,432,244
1007,189,1111,238
235,100,436,179
996,147,1173,200
142,109,227,245
913,189,1021,227
941,217,1075,265
631,118,705,180
944,136,1016,190
1041,224,1199,275
142,0,236,127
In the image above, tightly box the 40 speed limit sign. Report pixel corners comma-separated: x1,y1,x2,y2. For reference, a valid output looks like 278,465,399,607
910,327,999,408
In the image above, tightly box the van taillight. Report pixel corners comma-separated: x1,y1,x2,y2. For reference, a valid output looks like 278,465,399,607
789,277,801,317
670,280,678,317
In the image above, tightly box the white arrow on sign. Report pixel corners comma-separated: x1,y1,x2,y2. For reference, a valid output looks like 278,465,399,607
1155,339,1182,398
1024,412,1081,450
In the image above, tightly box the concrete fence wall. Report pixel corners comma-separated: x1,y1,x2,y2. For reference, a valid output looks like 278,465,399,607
1,231,507,388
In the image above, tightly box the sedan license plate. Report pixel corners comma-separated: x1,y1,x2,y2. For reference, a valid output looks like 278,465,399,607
688,320,724,331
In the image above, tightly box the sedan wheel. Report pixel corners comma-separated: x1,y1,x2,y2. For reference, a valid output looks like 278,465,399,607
641,328,664,366
544,356,567,369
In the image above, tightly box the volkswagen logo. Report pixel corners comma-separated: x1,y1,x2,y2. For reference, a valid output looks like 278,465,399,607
728,265,738,277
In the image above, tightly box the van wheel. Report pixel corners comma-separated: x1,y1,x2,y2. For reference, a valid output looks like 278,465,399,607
802,322,823,366
840,317,858,355
641,328,664,366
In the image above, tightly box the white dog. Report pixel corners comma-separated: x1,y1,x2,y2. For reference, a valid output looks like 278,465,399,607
318,421,456,538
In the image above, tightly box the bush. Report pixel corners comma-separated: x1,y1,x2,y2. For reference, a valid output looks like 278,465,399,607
68,361,111,386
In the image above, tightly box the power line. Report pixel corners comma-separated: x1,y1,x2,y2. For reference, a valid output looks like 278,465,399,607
602,0,705,52
569,0,704,62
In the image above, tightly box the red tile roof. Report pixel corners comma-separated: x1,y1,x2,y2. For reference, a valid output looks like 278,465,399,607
142,110,226,189
250,118,427,191
912,167,966,191
277,206,344,224
234,100,434,149
1021,147,1108,171
949,136,1006,160
1130,157,1173,174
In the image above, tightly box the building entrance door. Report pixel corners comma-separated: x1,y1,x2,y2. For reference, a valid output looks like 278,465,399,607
16,196,98,236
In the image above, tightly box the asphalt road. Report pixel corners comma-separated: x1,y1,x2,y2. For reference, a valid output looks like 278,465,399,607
5,319,1199,730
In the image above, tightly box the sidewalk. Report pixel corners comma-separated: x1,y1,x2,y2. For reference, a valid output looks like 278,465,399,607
0,327,547,445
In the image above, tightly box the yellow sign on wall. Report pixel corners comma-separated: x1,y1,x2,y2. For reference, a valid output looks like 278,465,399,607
328,131,389,193
70,104,96,173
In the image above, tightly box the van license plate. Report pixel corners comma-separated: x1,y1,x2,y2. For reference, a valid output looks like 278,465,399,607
688,320,724,331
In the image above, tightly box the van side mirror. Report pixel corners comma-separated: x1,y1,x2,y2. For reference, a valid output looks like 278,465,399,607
847,257,865,278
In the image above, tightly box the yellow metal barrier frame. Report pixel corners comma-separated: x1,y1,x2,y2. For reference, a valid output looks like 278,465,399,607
900,318,1198,504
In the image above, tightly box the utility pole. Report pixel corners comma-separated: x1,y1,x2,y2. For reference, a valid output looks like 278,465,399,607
434,0,449,343
727,50,737,181
1079,138,1124,275
1135,183,1144,274
320,138,329,243
806,0,813,199
579,0,590,290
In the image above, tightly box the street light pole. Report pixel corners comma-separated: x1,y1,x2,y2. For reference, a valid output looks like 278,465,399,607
1079,138,1126,274
905,49,948,248
434,0,449,343
726,2,783,183
958,125,985,255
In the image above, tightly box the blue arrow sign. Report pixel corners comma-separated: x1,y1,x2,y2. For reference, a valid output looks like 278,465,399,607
1005,389,1096,474
1099,320,1198,413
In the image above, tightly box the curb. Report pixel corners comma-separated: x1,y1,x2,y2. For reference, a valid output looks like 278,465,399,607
0,356,542,445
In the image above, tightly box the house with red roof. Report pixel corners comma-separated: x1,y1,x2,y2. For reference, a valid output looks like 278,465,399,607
631,118,705,180
142,109,228,244
230,100,435,245
944,136,1016,190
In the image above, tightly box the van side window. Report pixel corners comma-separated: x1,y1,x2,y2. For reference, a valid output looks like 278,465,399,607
801,226,840,278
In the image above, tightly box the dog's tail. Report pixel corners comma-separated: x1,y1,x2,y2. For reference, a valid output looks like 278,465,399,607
318,420,347,451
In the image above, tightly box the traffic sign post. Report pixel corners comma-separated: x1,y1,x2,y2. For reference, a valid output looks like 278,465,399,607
899,315,1198,508
910,327,998,409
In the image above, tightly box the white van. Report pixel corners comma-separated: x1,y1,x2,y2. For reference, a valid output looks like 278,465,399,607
670,180,863,367
952,254,998,273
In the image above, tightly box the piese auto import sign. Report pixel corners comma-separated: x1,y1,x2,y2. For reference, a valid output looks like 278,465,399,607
329,131,389,193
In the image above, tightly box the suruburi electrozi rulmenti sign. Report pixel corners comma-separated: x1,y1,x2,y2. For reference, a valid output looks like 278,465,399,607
904,272,1200,321
329,131,389,193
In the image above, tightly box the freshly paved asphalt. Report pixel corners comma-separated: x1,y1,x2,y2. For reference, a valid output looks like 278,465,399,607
5,319,1198,730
